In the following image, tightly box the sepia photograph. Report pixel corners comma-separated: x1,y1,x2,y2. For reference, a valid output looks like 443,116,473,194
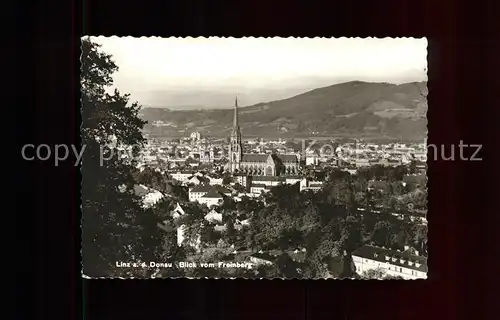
81,36,428,279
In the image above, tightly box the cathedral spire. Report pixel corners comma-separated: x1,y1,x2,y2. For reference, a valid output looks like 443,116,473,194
229,96,242,174
233,96,239,128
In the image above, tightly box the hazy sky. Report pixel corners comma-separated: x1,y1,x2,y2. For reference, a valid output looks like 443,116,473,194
91,37,428,108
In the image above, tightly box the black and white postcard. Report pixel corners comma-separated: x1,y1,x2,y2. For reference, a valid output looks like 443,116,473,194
81,37,428,279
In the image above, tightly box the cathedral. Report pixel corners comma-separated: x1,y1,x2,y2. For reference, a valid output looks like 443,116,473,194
225,97,299,176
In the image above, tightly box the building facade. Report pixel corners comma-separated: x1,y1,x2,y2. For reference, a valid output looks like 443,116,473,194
188,185,231,202
352,245,427,279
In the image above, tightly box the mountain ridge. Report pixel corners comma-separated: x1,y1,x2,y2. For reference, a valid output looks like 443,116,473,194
140,81,428,141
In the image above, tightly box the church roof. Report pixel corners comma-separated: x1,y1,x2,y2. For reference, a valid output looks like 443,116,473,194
240,153,297,164
241,154,270,162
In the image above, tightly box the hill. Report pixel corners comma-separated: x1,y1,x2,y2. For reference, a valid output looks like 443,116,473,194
139,81,428,141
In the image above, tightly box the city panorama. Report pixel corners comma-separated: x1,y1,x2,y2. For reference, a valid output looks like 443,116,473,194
81,36,428,279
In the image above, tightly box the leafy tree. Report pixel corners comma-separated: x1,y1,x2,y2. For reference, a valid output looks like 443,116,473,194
200,224,221,246
355,191,368,207
274,253,302,278
384,196,398,210
361,267,386,279
370,220,393,248
340,216,363,253
384,274,404,280
182,221,203,246
216,238,230,249
233,183,246,193
255,264,280,278
224,220,237,244
220,197,238,213
300,204,321,235
410,224,428,256
303,249,332,279
338,254,356,278
324,179,356,214
411,189,428,210
409,161,417,174
265,184,301,210
361,212,379,236
222,176,233,185
236,196,263,217
167,183,188,201
277,228,304,251
403,183,416,193
199,246,232,262
135,166,167,192
150,197,174,219
326,168,351,182
390,181,404,196
81,38,163,277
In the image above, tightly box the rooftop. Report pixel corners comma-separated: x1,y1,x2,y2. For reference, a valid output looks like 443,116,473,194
251,176,285,182
202,190,224,199
190,184,232,194
189,185,214,193
251,184,267,188
352,245,427,273
242,154,270,162
133,184,150,197
214,185,232,194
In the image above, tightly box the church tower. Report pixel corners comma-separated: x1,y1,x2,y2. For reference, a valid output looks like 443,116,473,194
228,97,242,173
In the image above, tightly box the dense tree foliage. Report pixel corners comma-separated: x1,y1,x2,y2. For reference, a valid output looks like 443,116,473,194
134,166,168,193
81,38,164,277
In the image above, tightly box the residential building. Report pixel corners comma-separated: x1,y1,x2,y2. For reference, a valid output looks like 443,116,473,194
177,224,201,251
234,173,249,188
171,202,186,219
355,158,371,168
352,245,427,279
187,175,203,186
133,184,164,208
204,209,223,223
206,175,223,186
214,224,227,232
170,171,194,184
188,185,231,203
299,179,324,192
198,190,225,207
250,175,284,186
285,176,303,185
250,184,270,195
249,253,274,266
236,218,250,226
305,155,319,166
